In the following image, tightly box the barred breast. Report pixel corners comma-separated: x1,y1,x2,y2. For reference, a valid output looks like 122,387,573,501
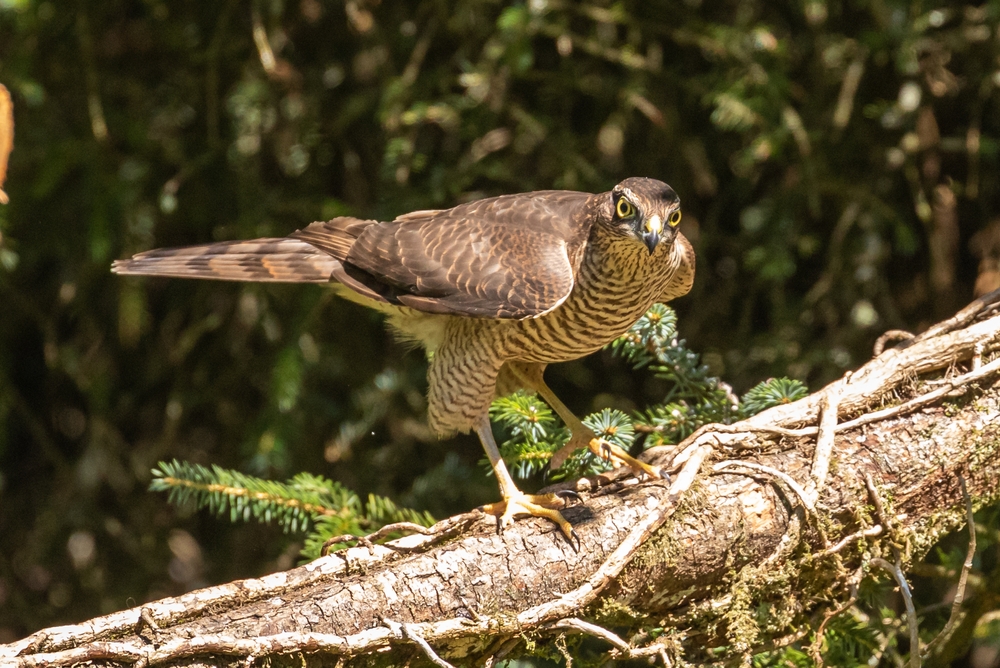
423,229,687,436
504,229,686,363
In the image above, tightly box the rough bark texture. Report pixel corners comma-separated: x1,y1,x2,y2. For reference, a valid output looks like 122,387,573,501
4,292,1000,667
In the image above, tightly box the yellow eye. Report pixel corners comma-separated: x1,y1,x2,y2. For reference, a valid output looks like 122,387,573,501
668,210,682,227
615,198,635,218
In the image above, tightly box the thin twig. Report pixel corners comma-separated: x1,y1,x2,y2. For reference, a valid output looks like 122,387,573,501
907,286,1000,345
865,474,895,534
483,637,519,668
323,522,434,555
807,390,840,505
382,618,456,668
553,633,573,667
135,608,160,637
872,558,920,668
547,618,681,665
874,330,915,356
810,590,860,666
838,355,1000,433
713,460,815,512
922,474,977,656
813,525,883,559
866,473,920,666
545,618,630,652
322,512,480,555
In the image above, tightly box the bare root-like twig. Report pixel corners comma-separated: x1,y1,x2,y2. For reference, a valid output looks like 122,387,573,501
807,389,840,505
810,581,861,667
712,460,815,512
322,512,480,555
922,474,977,657
383,618,456,668
545,618,631,652
867,473,920,668
813,525,884,559
872,558,920,668
874,330,915,356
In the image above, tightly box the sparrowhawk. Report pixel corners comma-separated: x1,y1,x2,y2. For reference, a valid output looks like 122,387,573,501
113,177,695,545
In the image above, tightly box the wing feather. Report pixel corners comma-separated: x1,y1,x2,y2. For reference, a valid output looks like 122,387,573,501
341,191,595,318
112,191,598,319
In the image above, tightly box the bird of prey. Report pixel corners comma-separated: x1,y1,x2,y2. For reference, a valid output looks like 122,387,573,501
113,177,695,545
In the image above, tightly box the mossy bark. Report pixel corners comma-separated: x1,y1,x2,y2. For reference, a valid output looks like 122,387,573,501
4,296,1000,666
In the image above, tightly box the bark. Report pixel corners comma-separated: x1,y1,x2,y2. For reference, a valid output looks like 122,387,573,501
4,291,1000,668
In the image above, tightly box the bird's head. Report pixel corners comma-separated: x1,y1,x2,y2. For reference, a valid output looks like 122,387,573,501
606,177,682,255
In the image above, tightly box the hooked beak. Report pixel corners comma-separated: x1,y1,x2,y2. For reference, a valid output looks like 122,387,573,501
642,214,663,254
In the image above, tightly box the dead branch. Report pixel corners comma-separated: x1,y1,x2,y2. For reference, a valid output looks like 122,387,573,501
4,290,1000,667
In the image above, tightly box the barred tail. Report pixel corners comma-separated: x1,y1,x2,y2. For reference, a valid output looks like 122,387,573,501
111,238,339,283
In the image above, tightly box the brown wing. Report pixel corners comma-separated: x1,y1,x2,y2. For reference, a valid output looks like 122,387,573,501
113,190,597,319
111,238,339,283
294,190,597,318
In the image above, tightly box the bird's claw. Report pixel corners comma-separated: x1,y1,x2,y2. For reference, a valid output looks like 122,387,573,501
599,441,614,462
480,492,581,551
555,489,582,505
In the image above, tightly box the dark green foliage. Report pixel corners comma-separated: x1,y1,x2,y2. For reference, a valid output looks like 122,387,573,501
150,459,432,561
2,0,1000,663
491,392,568,479
741,377,809,416
151,460,339,534
820,613,886,668
495,305,806,480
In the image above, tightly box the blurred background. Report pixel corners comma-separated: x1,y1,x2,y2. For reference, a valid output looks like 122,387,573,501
1,0,999,663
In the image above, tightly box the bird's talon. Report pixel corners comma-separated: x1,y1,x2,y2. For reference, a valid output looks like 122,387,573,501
600,441,614,462
555,489,582,505
480,492,579,547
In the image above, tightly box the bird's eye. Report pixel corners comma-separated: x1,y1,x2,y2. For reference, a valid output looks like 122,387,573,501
615,198,635,219
668,210,682,227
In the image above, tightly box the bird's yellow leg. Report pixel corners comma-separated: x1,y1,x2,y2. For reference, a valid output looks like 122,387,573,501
474,417,580,548
507,363,661,479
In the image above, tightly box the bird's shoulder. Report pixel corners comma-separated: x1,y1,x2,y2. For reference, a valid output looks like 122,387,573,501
393,189,596,240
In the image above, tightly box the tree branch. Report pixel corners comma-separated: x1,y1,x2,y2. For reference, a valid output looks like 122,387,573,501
4,291,1000,667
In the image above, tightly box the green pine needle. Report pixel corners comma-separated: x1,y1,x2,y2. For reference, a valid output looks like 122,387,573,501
740,378,808,416
488,305,809,480
583,408,635,449
150,459,433,561
153,305,810,561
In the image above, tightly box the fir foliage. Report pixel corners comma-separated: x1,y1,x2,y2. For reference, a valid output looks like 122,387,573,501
741,378,809,416
495,304,810,479
153,305,810,560
150,459,433,560
489,392,567,478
